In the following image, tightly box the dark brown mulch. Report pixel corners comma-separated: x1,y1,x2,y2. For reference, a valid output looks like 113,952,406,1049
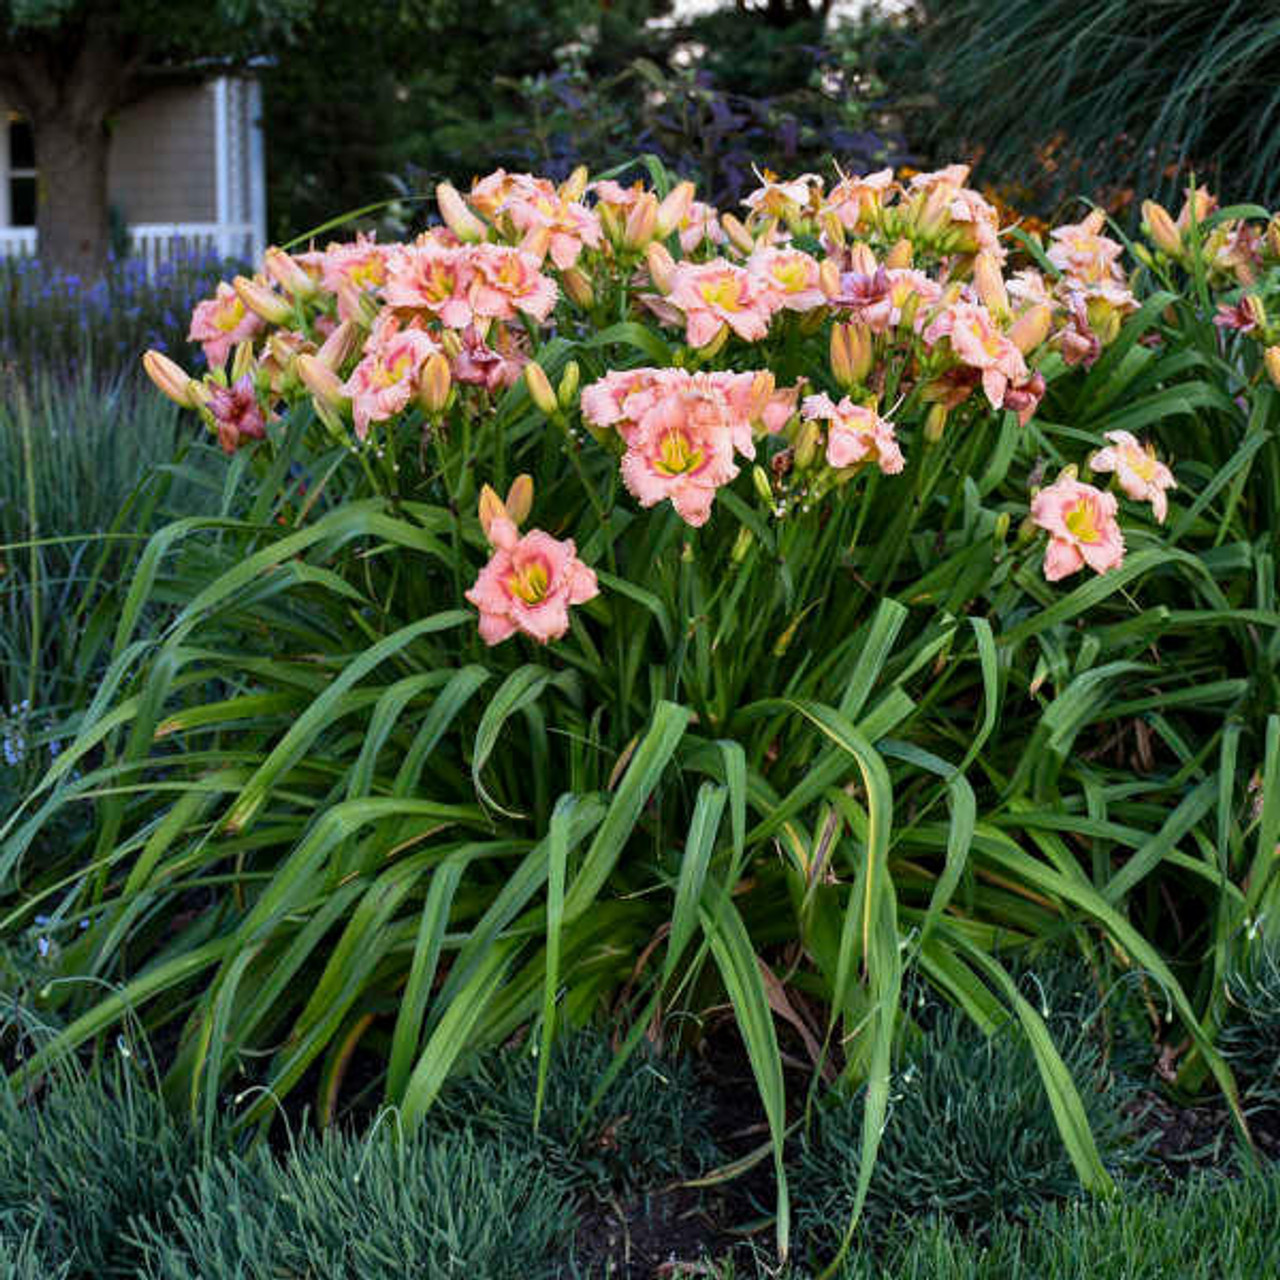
1129,1088,1280,1176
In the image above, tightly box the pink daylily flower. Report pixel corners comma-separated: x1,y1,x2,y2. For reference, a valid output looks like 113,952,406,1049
382,245,476,329
923,302,1028,409
188,282,264,368
747,247,826,312
505,192,602,270
1090,430,1177,523
466,517,598,645
343,321,440,438
821,169,896,231
1030,474,1125,580
667,260,773,348
801,393,904,474
467,246,559,324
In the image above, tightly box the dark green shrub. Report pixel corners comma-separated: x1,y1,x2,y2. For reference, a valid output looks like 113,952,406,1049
135,1128,576,1280
795,999,1144,1253
830,1171,1280,1280
0,1068,195,1278
436,1029,719,1195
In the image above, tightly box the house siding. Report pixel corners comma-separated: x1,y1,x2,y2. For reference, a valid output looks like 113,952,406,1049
107,84,217,223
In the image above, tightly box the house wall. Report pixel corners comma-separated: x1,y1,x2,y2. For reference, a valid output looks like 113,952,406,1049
107,83,218,223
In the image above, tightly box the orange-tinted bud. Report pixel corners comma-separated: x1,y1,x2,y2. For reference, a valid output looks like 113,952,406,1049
1176,187,1216,232
519,225,552,263
561,267,594,308
230,339,256,383
721,213,756,256
847,243,877,276
143,349,199,408
972,251,1009,317
1142,200,1181,256
818,257,842,300
296,354,348,409
524,361,558,415
655,181,696,238
623,193,659,251
1267,215,1280,262
316,319,359,370
478,484,508,542
559,165,589,204
830,321,872,388
646,241,676,294
504,474,534,526
748,369,776,420
1008,303,1053,354
233,275,292,325
1265,346,1280,391
264,247,318,300
436,181,487,243
884,238,913,269
821,212,846,248
420,352,452,414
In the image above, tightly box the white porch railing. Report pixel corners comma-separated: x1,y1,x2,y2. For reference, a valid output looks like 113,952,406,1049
0,221,261,271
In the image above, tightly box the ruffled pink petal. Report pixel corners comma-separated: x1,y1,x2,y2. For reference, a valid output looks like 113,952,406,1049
1043,537,1084,581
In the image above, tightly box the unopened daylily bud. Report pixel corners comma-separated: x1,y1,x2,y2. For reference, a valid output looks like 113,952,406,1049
695,323,729,358
752,465,774,505
524,361,558,416
597,203,623,249
721,213,756,256
559,165,589,204
646,241,676,294
233,275,292,326
821,212,846,248
916,184,952,236
420,352,452,413
439,329,463,360
1267,215,1280,262
316,319,359,370
748,370,776,421
924,403,948,442
730,525,754,563
1177,187,1215,231
264,247,318,300
847,243,877,277
336,280,380,328
884,238,913,269
972,252,1009,317
561,267,594,308
794,418,822,469
830,322,872,388
296,354,348,409
436,181,487,243
993,511,1010,543
143,349,198,407
1265,346,1280,390
623,193,659,251
478,484,508,542
897,291,922,333
1008,303,1053,354
1243,295,1268,332
230,340,256,383
655,181,695,238
558,360,580,409
505,474,534,526
1142,200,1181,256
813,258,839,302
519,225,552,263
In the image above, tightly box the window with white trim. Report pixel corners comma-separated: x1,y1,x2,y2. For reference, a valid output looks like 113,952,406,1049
1,113,37,227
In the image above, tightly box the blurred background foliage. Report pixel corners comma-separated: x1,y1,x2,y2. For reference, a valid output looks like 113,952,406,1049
262,0,1280,241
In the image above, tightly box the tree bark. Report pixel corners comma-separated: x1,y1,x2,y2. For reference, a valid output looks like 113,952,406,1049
30,109,112,279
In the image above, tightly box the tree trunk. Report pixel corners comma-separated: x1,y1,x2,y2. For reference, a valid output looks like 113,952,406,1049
31,110,112,279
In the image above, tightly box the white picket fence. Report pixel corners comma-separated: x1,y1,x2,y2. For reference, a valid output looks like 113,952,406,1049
0,222,261,271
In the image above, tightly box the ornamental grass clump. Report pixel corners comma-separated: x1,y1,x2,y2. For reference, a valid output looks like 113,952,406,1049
794,999,1145,1253
4,157,1280,1269
434,1028,719,1194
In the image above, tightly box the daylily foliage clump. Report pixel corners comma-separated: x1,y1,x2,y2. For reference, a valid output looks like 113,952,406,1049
12,160,1280,1271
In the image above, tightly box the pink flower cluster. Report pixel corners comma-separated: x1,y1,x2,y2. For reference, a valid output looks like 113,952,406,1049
800,394,904,474
383,243,558,329
922,301,1043,424
582,368,791,526
465,478,598,645
188,282,265,368
1091,430,1177,523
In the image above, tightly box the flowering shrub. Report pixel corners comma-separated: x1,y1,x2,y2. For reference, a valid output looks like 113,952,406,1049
5,159,1280,1267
